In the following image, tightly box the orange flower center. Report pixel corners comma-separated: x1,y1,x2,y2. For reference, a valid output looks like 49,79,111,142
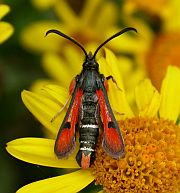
92,117,180,193
147,32,180,90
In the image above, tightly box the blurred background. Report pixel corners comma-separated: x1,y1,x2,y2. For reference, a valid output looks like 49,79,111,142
0,0,179,192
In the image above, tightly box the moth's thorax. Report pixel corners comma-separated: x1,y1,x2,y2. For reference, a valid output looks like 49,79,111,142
79,70,98,92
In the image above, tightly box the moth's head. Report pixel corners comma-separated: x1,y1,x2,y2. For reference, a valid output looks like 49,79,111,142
83,51,99,71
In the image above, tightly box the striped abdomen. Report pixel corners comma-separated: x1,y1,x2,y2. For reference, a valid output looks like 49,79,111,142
76,92,100,168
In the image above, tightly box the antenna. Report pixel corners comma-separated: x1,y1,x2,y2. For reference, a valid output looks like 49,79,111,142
45,29,88,58
93,27,137,59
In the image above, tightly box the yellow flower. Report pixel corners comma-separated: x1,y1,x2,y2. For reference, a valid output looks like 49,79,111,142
6,48,180,192
146,0,180,89
123,0,180,32
21,0,122,53
0,4,14,44
122,0,180,90
93,117,179,192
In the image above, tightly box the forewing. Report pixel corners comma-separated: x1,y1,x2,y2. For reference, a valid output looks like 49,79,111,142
96,81,125,159
54,88,83,158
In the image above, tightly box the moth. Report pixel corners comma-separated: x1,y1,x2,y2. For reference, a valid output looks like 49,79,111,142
46,27,137,169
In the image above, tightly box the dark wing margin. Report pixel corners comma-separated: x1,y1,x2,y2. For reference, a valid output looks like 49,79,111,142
54,88,83,158
96,79,125,159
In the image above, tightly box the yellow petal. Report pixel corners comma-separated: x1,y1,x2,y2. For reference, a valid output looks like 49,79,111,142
99,49,134,119
63,46,83,73
122,1,137,15
124,17,153,46
43,126,57,139
42,53,76,86
108,18,153,54
16,169,94,193
31,83,69,107
30,79,58,93
135,79,161,117
159,66,180,122
80,0,102,25
43,84,69,104
102,48,125,90
31,0,56,10
116,56,132,77
54,1,78,28
21,90,67,135
0,22,13,44
21,21,62,53
94,2,117,34
163,0,180,31
117,56,146,109
108,80,134,119
6,138,79,168
106,28,141,54
0,4,10,19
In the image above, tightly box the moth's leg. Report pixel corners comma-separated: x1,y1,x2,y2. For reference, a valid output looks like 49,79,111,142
51,96,71,123
106,75,122,91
